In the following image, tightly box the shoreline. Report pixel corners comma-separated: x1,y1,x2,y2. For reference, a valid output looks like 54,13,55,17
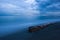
28,21,60,32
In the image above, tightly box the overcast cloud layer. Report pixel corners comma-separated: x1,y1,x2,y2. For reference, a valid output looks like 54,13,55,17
0,0,60,16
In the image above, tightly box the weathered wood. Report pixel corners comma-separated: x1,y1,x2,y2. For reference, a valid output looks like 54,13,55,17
28,22,59,32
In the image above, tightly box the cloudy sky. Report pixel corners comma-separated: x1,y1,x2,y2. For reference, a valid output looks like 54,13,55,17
0,0,60,16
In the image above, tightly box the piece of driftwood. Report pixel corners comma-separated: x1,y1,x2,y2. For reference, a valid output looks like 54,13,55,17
28,26,42,32
28,22,54,32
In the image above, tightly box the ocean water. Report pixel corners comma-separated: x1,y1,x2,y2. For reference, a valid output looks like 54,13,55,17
0,16,60,37
0,16,60,40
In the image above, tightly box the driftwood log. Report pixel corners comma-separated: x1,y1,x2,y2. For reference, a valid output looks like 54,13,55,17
28,22,56,32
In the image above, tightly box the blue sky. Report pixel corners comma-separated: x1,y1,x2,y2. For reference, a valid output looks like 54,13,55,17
0,0,60,16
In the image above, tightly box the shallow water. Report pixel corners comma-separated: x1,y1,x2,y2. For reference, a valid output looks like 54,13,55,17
0,16,60,37
0,19,60,40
